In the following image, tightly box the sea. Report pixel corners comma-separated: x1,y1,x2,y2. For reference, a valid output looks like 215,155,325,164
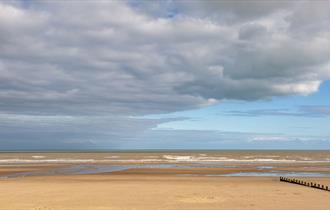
1,150,330,178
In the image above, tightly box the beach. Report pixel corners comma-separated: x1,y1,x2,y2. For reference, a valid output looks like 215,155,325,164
1,174,330,210
1,151,330,209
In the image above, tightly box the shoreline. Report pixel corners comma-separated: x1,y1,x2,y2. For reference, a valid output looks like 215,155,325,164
1,161,330,178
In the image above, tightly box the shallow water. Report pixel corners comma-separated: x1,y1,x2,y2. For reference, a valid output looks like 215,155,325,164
176,171,330,177
1,151,330,178
2,164,330,178
0,164,194,178
217,171,330,177
1,150,330,164
256,166,274,169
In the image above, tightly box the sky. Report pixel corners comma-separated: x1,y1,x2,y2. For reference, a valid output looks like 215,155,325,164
0,0,329,150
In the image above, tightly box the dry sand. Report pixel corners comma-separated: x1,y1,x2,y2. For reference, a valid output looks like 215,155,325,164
1,172,330,210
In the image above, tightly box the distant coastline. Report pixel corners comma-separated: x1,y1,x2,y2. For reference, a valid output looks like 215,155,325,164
1,149,330,153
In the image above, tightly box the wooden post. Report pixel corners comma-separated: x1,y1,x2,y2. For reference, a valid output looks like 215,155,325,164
279,177,329,192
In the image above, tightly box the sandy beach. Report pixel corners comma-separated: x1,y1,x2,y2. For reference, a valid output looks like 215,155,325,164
1,171,330,209
1,151,330,209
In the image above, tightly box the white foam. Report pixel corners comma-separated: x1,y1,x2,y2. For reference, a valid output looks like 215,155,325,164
32,156,45,159
0,158,166,164
107,159,163,162
163,155,193,161
104,156,119,159
1,155,329,164
0,158,96,164
162,155,330,163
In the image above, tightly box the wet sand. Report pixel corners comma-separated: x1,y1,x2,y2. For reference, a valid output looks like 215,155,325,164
1,173,330,210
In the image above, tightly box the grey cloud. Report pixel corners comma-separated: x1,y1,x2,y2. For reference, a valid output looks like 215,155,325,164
224,106,330,117
175,0,292,23
4,128,327,150
0,113,185,134
115,129,330,150
0,1,329,148
300,106,330,116
0,1,329,116
239,23,269,40
0,113,186,149
223,108,300,117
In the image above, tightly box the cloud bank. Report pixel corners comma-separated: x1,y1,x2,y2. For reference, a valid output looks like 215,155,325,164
1,0,330,115
0,1,329,148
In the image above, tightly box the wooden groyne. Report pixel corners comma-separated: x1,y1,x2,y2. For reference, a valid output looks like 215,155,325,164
280,177,329,192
